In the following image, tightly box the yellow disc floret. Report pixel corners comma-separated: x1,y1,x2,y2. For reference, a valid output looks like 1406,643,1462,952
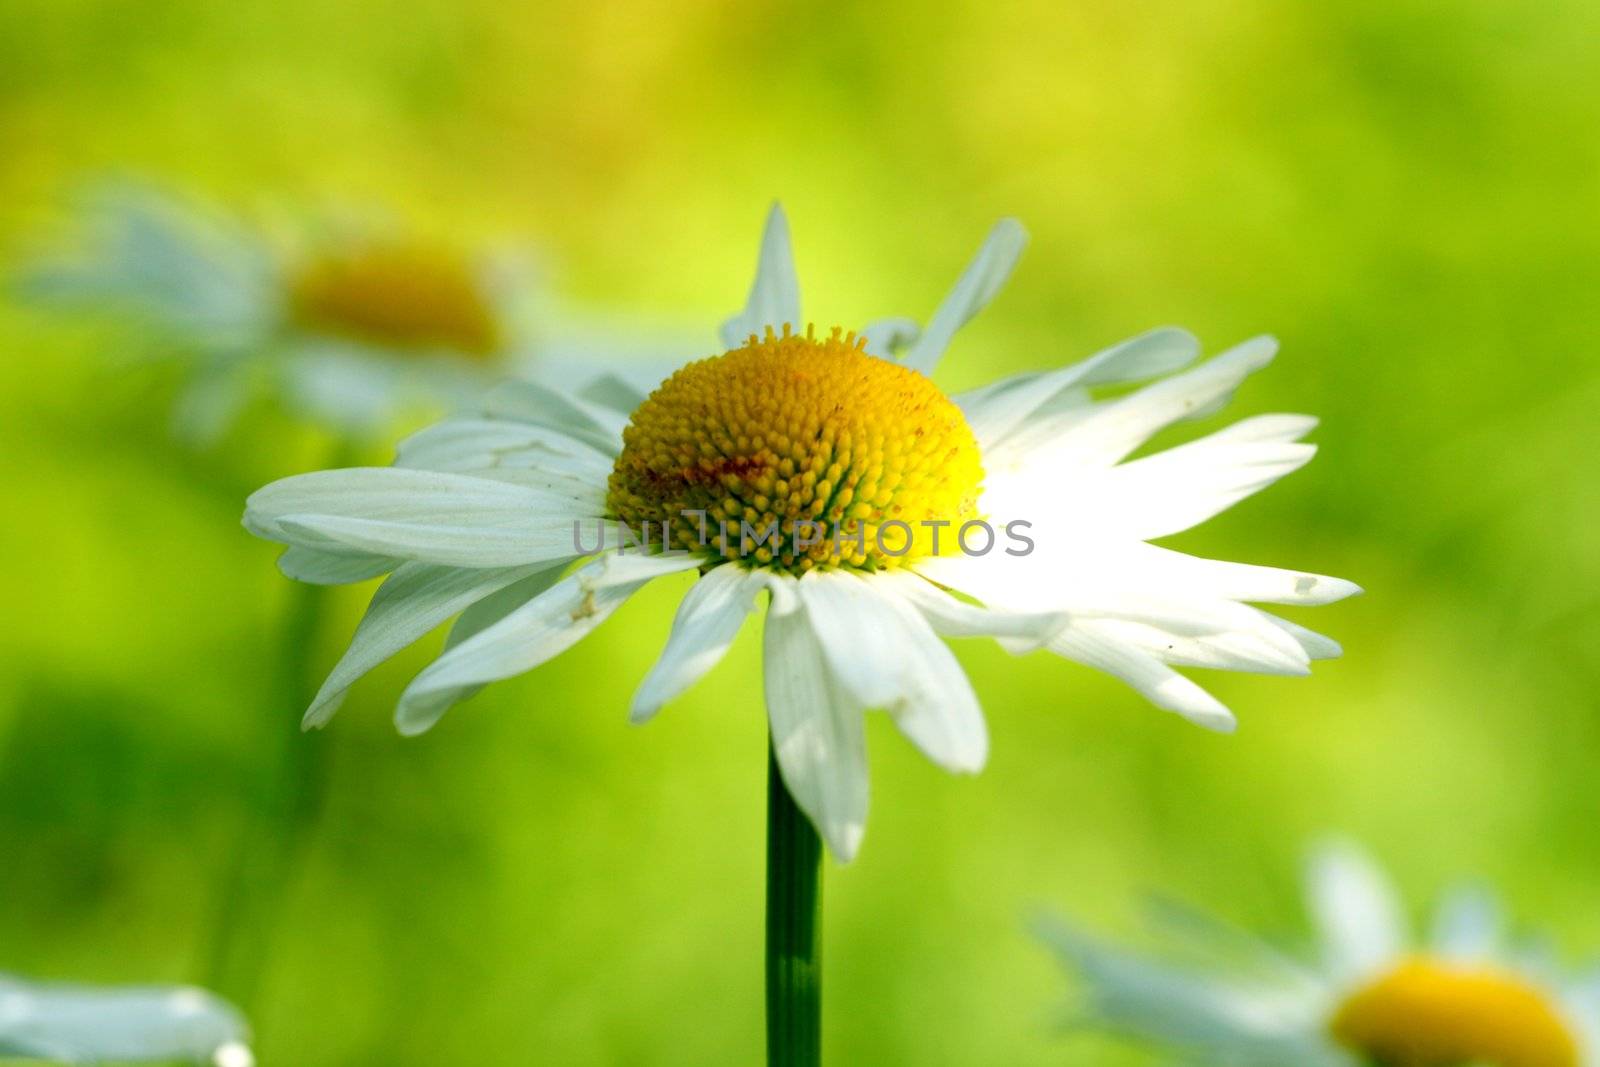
288,240,501,356
1329,956,1578,1067
608,326,984,574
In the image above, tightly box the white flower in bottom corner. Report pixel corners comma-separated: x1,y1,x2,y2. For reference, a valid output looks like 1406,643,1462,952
1040,842,1600,1067
0,972,251,1066
243,203,1357,861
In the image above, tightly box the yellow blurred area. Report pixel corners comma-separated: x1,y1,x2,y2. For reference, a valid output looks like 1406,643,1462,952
2,0,1599,1063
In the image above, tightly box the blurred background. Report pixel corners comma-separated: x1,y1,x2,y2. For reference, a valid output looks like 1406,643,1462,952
3,0,1599,1063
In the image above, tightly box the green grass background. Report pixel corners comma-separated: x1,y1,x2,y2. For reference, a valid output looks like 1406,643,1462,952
2,0,1599,1063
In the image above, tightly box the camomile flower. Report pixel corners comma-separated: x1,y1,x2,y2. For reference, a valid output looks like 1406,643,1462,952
1040,842,1600,1067
0,971,252,1066
242,203,1357,862
18,180,548,442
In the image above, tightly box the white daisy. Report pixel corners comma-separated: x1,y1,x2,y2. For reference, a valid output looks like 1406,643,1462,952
0,972,252,1066
243,203,1356,860
19,180,638,443
1041,842,1600,1067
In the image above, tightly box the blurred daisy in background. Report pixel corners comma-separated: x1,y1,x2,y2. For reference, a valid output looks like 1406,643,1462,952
11,179,703,1015
0,971,251,1066
241,204,1357,861
1040,841,1600,1067
16,180,678,446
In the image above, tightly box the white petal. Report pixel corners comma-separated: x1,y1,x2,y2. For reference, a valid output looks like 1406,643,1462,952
1073,589,1298,638
630,564,770,723
901,218,1027,376
1082,618,1311,676
247,467,587,539
392,415,611,505
1262,613,1344,660
277,349,417,435
303,561,558,729
859,317,920,359
1306,840,1406,985
1022,335,1279,470
1035,919,1340,1062
1141,895,1325,991
958,326,1200,451
481,379,626,456
575,371,652,414
275,513,594,569
1039,415,1318,540
762,585,868,861
919,546,1355,623
276,545,398,585
520,329,687,404
394,552,702,734
874,568,1068,646
1430,884,1503,961
0,974,250,1064
245,467,603,568
394,417,613,484
171,365,253,446
1047,627,1237,732
948,543,1361,610
798,571,987,773
394,567,571,727
1122,545,1364,607
719,203,801,349
22,180,272,337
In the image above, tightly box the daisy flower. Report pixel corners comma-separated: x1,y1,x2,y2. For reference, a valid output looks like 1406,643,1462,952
244,203,1355,1062
244,203,1356,859
1040,842,1600,1067
19,180,549,443
0,971,252,1066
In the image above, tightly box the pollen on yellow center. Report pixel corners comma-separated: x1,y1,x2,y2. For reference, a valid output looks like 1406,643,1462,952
607,326,984,574
288,241,501,357
1329,956,1578,1067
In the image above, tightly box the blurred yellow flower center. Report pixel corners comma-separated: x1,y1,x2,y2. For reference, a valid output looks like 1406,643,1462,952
607,326,984,573
288,241,501,356
1329,956,1577,1067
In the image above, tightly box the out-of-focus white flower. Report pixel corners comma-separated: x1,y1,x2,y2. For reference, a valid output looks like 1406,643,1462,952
1041,841,1600,1067
0,972,251,1065
19,180,674,443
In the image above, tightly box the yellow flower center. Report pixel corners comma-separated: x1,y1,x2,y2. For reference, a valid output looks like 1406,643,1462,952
607,326,984,574
1329,956,1578,1067
288,241,501,356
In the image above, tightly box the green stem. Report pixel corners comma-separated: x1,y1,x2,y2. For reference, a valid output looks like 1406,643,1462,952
202,459,344,1009
766,741,822,1066
202,575,332,1010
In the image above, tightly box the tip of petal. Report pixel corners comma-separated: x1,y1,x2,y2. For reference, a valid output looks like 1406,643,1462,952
763,200,790,232
1223,334,1280,370
627,696,663,725
1303,575,1363,603
394,703,439,737
826,823,865,863
954,751,989,774
1194,710,1239,734
300,689,345,731
1306,836,1385,890
990,216,1029,248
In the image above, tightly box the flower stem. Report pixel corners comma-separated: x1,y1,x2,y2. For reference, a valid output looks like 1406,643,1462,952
202,439,356,1012
766,741,822,1066
202,573,333,1010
